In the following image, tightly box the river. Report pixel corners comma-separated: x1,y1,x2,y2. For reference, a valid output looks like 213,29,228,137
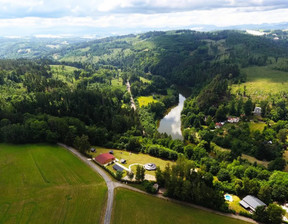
157,94,186,140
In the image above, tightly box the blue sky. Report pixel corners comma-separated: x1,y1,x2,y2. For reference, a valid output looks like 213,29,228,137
1,0,288,36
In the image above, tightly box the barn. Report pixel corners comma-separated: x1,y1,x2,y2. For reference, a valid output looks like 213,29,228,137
94,153,115,165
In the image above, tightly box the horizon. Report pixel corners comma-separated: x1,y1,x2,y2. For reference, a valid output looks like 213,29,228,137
0,0,288,36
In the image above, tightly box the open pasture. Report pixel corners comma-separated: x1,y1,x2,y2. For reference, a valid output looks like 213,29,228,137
111,188,251,224
0,144,107,224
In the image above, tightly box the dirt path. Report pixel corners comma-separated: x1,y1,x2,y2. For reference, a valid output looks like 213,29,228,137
126,81,136,111
59,143,257,224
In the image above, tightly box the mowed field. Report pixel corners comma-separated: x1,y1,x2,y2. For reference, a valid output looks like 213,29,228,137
111,188,251,224
232,66,288,100
0,144,107,224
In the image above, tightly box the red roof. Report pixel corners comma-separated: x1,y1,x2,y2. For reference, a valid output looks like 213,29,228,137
94,153,115,164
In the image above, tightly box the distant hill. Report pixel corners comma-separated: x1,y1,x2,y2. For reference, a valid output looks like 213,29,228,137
49,30,288,87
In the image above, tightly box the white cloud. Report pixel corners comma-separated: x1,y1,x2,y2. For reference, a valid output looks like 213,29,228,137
0,1,287,35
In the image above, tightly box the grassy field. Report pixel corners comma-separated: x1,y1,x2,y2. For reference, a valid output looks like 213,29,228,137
111,188,250,224
111,78,123,87
89,147,174,176
232,66,288,100
50,65,80,85
137,96,158,107
212,142,269,167
249,121,266,133
140,77,151,84
0,144,107,224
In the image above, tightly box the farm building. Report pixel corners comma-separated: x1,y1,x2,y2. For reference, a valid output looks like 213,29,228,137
253,107,262,116
113,164,124,172
240,195,266,212
94,153,115,165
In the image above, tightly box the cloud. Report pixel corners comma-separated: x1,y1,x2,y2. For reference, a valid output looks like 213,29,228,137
0,0,288,18
0,1,287,35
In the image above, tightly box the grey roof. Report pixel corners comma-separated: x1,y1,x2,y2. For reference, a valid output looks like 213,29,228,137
113,164,124,172
240,195,266,211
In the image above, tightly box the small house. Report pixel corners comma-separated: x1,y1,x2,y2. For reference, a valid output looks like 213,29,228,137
215,122,223,129
253,107,262,116
90,148,96,152
227,117,240,123
240,195,266,212
109,150,114,154
113,164,124,172
94,153,115,165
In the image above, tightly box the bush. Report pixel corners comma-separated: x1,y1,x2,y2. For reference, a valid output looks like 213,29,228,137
239,211,253,218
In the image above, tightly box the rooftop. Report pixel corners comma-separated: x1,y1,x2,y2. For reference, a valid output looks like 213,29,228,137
240,195,266,211
94,153,115,165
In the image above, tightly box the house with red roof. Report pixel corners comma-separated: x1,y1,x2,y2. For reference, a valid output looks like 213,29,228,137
94,153,115,165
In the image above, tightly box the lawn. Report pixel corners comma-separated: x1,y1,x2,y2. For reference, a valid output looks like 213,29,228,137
232,66,288,100
89,147,174,176
111,188,251,224
0,144,107,224
227,195,250,214
137,96,158,107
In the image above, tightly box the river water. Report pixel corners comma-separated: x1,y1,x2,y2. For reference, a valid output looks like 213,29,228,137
157,94,186,140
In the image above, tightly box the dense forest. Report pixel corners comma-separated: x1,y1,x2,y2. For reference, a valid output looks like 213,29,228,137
1,30,288,223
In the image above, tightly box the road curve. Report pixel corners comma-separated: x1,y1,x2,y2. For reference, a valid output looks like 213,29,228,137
58,143,257,224
58,143,115,224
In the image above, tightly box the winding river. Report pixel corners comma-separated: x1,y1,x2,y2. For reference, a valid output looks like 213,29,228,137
157,94,186,140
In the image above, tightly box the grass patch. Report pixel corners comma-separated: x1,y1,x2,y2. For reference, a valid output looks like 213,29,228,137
241,154,269,168
228,195,250,214
50,65,80,85
111,188,250,224
137,96,158,107
232,66,288,100
89,147,174,176
249,122,266,133
111,78,123,87
140,77,151,83
212,142,269,167
0,144,107,224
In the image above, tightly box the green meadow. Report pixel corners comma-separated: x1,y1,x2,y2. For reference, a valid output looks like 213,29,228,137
111,188,251,224
137,96,158,107
232,66,288,100
0,144,107,224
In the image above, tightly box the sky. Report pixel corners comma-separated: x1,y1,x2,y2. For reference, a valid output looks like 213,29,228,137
1,0,288,37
